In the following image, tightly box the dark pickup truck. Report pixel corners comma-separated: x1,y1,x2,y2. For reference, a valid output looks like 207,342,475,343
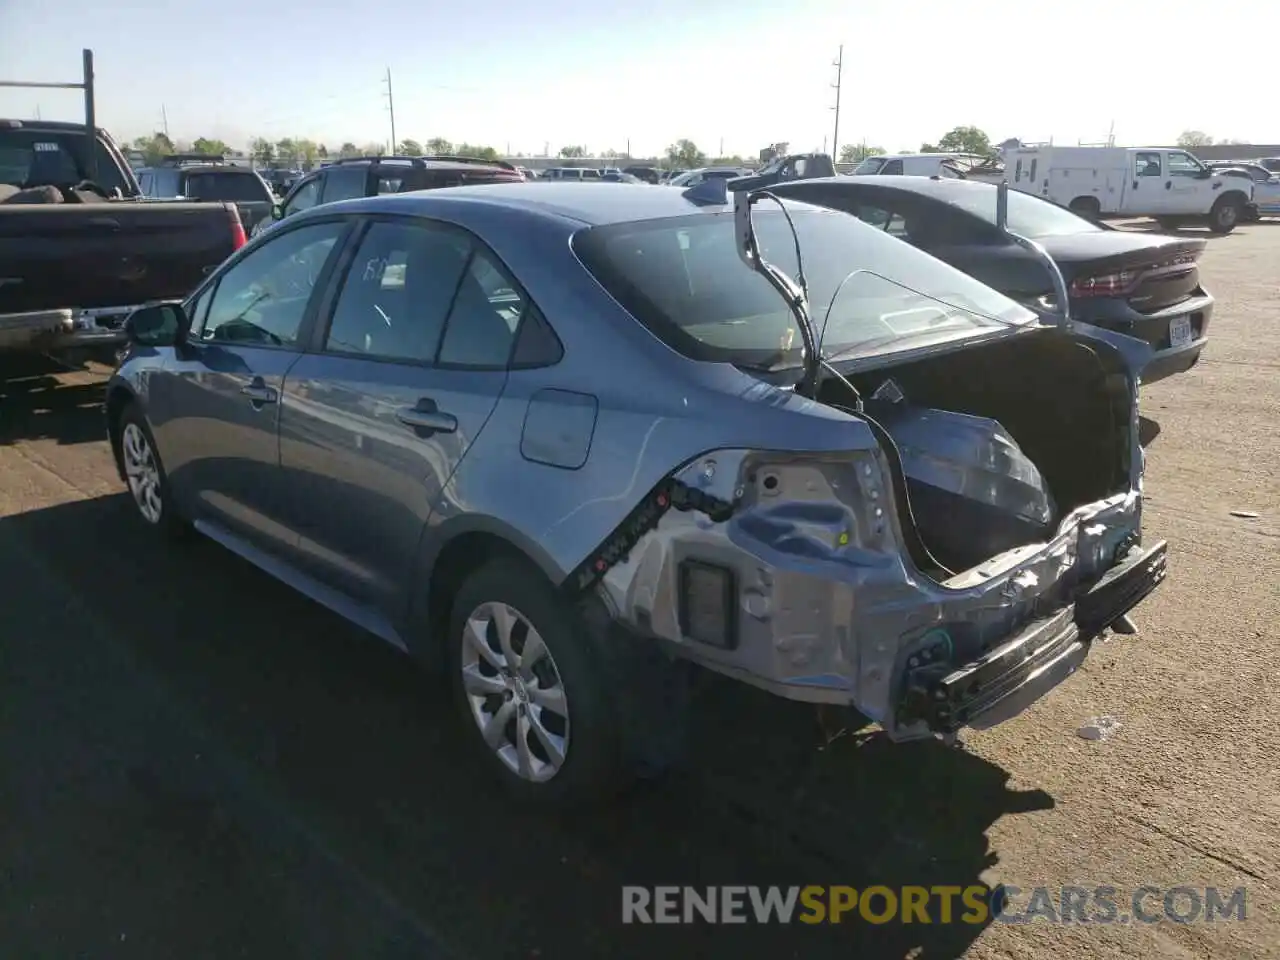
136,156,277,235
0,119,246,359
729,152,838,191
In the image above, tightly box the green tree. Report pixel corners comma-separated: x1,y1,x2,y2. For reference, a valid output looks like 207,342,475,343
317,144,329,160
559,144,587,159
456,143,499,161
398,138,423,155
131,133,174,165
920,126,992,155
666,139,706,168
425,137,454,155
275,138,298,163
249,137,274,165
1177,130,1214,148
337,142,360,158
839,143,885,164
294,138,319,168
191,137,231,157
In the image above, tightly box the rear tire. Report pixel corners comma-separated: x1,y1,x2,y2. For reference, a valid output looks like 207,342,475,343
1207,196,1242,234
1068,196,1102,220
445,558,684,808
116,403,192,541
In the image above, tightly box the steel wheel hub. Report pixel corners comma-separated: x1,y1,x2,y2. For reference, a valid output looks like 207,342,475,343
460,601,570,783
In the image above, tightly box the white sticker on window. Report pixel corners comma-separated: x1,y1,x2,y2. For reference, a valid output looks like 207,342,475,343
33,142,61,152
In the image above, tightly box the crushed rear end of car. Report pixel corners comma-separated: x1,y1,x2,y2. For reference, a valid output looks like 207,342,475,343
570,197,1167,742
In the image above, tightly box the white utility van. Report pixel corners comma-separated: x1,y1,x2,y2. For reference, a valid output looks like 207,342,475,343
851,152,1004,183
1000,145,1253,233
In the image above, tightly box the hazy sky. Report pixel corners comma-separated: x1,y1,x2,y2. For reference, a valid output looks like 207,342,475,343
0,0,1265,157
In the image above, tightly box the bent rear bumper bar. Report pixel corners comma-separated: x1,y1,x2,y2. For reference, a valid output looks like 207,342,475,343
900,540,1168,735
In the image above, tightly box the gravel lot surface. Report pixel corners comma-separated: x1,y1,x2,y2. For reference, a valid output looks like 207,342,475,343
1,222,1275,959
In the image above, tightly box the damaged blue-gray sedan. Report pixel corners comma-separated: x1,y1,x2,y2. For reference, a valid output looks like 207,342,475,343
106,179,1167,806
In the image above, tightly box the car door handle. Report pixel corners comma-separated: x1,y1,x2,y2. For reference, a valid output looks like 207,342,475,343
396,400,457,434
1165,181,1172,189
240,382,278,404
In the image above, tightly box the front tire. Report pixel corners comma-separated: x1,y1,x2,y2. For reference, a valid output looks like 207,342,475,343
117,404,191,540
446,558,680,807
1207,196,1242,234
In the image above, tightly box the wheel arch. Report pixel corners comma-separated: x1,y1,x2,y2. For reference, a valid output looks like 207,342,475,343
407,514,569,663
105,383,138,482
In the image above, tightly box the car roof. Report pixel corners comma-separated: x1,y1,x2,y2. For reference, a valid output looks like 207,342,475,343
319,181,810,226
787,174,997,200
320,157,513,172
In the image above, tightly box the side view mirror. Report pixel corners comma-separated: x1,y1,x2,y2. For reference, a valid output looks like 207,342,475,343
125,302,187,347
272,203,283,219
1196,168,1213,179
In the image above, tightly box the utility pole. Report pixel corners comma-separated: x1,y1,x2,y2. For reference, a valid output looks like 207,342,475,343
719,136,724,157
383,68,397,153
830,44,843,159
161,103,169,139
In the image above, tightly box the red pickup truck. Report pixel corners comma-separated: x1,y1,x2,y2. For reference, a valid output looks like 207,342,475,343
0,118,246,362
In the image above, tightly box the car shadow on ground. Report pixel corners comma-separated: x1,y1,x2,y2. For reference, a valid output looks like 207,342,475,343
1,492,1057,960
0,355,108,446
1139,416,1161,447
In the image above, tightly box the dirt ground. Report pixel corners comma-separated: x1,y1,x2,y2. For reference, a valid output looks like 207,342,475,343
0,222,1275,960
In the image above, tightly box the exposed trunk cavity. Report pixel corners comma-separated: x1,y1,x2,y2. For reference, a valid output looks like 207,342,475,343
820,330,1133,578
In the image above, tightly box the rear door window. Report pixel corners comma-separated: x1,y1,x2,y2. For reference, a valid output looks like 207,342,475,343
1134,152,1163,178
319,166,368,203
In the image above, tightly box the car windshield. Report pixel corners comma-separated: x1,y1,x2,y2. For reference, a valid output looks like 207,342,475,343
853,157,886,174
572,206,1035,370
942,186,1102,238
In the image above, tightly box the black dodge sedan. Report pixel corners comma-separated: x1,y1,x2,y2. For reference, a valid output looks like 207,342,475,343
767,176,1210,384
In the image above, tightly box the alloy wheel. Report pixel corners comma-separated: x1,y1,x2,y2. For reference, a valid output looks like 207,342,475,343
121,422,163,524
459,601,570,782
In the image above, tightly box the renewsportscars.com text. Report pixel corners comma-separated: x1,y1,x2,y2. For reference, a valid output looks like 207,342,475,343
621,885,1248,925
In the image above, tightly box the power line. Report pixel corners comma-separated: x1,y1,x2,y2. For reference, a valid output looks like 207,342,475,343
830,44,843,158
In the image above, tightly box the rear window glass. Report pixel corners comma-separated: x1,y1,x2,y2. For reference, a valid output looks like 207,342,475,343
0,129,130,195
185,171,272,202
572,208,1033,370
940,186,1101,237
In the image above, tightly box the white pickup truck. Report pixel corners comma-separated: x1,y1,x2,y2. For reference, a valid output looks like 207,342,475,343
1000,145,1253,233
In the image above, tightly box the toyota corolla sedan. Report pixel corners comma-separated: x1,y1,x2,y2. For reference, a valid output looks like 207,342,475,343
107,183,1168,807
